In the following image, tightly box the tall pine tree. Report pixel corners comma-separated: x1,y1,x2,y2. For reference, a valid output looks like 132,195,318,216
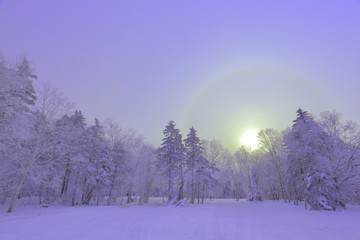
158,121,186,202
185,127,206,203
185,127,217,204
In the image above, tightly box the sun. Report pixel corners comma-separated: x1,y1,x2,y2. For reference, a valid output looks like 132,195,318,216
240,130,259,150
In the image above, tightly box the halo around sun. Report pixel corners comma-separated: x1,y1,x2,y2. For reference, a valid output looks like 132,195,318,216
240,130,259,150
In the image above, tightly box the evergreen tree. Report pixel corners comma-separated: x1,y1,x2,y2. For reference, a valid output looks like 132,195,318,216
157,121,186,202
285,108,345,210
285,108,323,204
305,171,345,210
184,127,212,204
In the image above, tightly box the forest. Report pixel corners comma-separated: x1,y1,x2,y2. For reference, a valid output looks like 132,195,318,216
1,56,359,213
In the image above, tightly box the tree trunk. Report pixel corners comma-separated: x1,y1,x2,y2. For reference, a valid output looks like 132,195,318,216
8,134,42,213
106,169,118,205
191,169,195,204
71,171,79,206
127,191,133,204
201,184,205,204
177,179,184,201
7,173,27,213
82,186,94,205
168,178,173,202
60,163,71,197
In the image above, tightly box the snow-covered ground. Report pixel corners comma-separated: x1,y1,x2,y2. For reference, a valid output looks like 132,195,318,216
1,199,359,240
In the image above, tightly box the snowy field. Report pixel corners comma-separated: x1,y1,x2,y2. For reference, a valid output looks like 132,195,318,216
1,199,359,240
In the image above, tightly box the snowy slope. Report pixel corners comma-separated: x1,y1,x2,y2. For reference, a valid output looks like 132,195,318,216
1,199,359,240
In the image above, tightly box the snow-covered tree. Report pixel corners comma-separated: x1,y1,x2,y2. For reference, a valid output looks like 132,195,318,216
29,81,75,205
235,146,263,201
102,119,126,205
157,121,186,202
319,111,360,205
305,171,345,210
35,80,74,122
285,108,323,205
202,140,235,199
133,144,158,205
285,108,346,210
0,57,38,213
258,128,288,200
120,129,145,204
81,118,111,205
184,127,217,204
53,111,87,205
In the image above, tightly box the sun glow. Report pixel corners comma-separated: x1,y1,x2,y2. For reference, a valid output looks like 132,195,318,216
240,130,259,150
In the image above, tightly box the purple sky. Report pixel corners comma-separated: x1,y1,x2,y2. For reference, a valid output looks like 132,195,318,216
1,0,360,150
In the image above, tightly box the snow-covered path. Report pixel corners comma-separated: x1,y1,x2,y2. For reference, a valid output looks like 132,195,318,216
1,199,359,240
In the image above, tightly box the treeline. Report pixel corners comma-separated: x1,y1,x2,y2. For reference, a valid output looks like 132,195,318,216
230,109,360,210
158,109,360,211
0,57,159,212
1,55,359,213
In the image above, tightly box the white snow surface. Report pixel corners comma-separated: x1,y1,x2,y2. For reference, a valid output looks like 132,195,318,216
1,199,359,240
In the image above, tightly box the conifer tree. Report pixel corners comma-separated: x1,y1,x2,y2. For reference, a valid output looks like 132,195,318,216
285,108,346,210
157,121,186,202
185,127,208,203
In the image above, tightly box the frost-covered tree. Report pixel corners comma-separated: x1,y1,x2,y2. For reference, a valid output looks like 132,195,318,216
35,80,74,122
120,129,146,204
157,121,186,202
285,108,346,210
102,119,126,205
258,128,288,200
235,146,263,201
285,108,324,205
81,119,111,205
29,81,75,205
133,144,158,205
184,127,205,203
319,111,360,205
54,111,87,205
0,57,38,213
1,56,79,211
305,171,345,210
203,140,235,199
184,127,217,204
